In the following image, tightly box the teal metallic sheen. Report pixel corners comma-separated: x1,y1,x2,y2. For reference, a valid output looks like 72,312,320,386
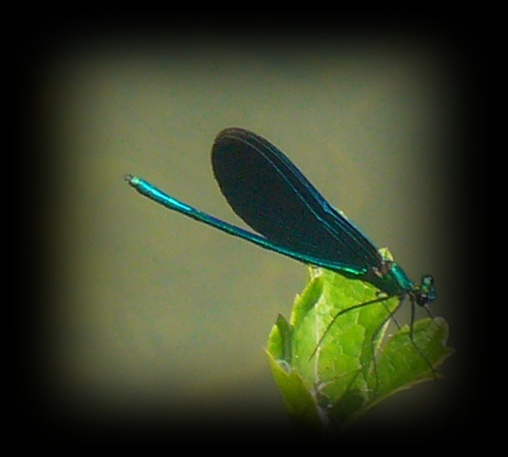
125,174,436,307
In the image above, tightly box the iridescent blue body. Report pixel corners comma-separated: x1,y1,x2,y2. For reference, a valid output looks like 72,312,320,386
125,127,436,310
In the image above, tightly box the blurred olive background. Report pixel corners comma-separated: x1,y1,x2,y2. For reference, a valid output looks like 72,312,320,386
25,25,469,442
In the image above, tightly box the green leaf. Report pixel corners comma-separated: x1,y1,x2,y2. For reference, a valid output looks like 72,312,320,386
372,317,455,404
266,267,454,436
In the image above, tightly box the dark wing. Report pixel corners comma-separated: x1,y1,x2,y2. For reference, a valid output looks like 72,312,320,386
211,127,383,270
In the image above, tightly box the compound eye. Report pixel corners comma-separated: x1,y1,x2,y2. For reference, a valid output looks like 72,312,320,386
420,274,437,304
